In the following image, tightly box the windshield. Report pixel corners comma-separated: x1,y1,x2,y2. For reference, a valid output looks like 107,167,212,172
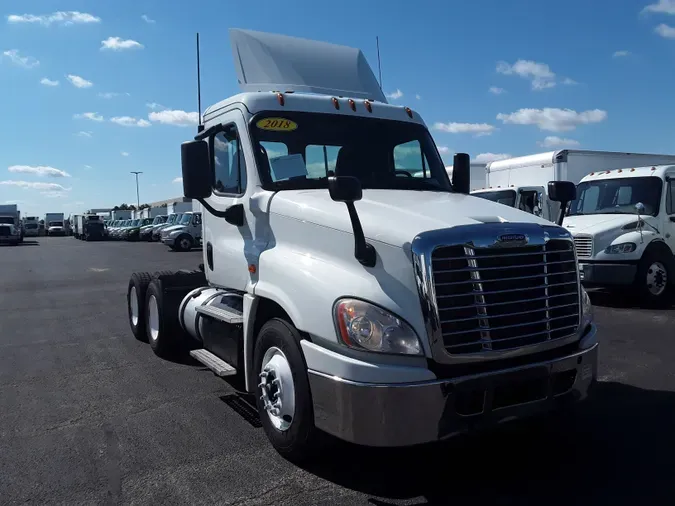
0,217,14,224
247,112,451,192
166,215,176,224
569,176,663,217
25,223,38,229
50,221,63,227
472,189,517,207
179,214,192,225
142,218,153,225
153,216,166,224
131,219,140,226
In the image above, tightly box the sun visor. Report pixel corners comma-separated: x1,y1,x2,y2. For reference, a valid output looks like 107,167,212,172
229,29,387,103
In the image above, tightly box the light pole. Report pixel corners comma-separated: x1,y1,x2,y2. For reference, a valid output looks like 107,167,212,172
130,171,142,209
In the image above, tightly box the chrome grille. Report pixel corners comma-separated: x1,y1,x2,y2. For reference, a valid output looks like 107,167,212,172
0,226,10,236
573,236,593,258
431,240,580,355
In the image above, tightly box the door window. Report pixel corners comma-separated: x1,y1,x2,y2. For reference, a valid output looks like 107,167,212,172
666,179,675,214
213,125,247,195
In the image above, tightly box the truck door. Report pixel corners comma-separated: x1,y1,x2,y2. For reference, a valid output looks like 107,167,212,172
664,175,675,254
201,109,256,291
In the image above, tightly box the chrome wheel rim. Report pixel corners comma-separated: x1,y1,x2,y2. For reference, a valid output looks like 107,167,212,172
148,295,160,341
646,261,667,296
258,347,295,431
130,286,139,326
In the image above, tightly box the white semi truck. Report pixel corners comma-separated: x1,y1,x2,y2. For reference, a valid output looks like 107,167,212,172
126,29,598,462
0,204,22,245
23,216,39,237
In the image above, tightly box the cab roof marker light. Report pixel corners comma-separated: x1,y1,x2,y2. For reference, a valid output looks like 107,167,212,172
631,168,635,171
277,92,285,106
348,99,356,111
652,166,657,171
364,100,373,113
331,97,340,110
618,169,623,173
404,107,413,118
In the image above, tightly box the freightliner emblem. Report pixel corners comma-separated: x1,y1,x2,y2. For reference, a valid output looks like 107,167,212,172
497,233,528,245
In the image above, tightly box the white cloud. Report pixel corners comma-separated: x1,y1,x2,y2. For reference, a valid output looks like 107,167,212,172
2,49,39,69
643,1,675,14
538,136,580,148
146,102,165,110
148,109,199,127
8,165,71,178
141,14,156,24
496,59,563,90
0,181,69,191
110,116,152,127
172,177,183,184
84,165,92,170
42,191,68,198
67,74,93,88
121,152,129,157
475,153,511,164
496,108,607,132
7,12,100,26
437,146,450,155
655,23,675,38
489,86,505,95
415,94,421,100
76,131,93,138
432,121,495,136
562,77,578,85
101,37,144,51
613,50,631,58
40,77,59,86
74,112,103,122
386,89,403,100
98,92,129,99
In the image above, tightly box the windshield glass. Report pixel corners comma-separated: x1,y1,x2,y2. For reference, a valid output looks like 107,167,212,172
472,189,517,207
248,112,451,192
25,223,38,229
569,176,662,217
0,217,14,224
153,216,166,224
50,221,63,227
167,215,176,224
131,219,140,226
179,214,192,225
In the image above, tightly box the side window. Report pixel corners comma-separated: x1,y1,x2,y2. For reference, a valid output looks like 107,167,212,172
305,145,340,179
213,126,247,195
193,214,202,226
393,140,432,178
667,179,675,214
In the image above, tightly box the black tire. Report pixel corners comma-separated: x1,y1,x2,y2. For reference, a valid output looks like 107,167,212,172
145,279,182,357
174,234,193,252
635,249,673,307
127,272,152,342
153,270,175,278
253,318,319,464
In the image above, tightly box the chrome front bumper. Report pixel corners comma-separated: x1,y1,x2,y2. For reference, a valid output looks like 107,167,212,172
308,325,598,447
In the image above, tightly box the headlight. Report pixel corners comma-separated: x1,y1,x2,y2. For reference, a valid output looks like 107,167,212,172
334,298,422,355
581,285,593,323
604,242,636,254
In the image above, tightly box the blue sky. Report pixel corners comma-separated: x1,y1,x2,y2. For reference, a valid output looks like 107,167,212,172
2,0,675,217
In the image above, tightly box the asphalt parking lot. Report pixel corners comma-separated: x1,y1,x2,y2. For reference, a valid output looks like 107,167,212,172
0,237,674,505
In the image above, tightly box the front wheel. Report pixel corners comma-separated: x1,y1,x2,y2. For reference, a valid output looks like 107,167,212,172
254,318,319,464
174,234,193,252
635,250,673,307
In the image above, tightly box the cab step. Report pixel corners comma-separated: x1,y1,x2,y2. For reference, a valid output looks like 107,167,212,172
190,349,237,377
195,304,243,324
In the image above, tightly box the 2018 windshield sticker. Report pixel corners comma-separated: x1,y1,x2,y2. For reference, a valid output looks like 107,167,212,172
256,118,298,132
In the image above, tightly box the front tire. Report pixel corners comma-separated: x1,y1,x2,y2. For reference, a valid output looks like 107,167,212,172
175,234,193,252
254,318,319,464
635,250,673,307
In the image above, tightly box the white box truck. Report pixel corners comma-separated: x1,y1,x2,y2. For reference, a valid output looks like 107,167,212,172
126,29,598,463
0,204,22,245
45,213,66,236
445,163,487,192
23,216,39,237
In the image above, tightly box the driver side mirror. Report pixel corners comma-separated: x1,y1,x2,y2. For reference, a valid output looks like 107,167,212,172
328,176,362,203
547,180,577,203
181,140,212,199
635,202,645,214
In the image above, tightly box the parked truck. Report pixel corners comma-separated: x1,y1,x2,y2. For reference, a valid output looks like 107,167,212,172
126,29,597,463
111,210,132,221
160,211,202,251
23,216,39,237
75,214,106,241
45,213,66,236
0,204,22,245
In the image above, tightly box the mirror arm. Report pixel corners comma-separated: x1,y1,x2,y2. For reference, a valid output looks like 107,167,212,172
194,123,224,141
345,202,376,267
557,200,569,226
196,198,246,228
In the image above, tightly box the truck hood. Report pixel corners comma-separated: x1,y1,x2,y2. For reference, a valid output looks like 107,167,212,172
563,214,645,235
162,225,185,234
269,189,553,247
